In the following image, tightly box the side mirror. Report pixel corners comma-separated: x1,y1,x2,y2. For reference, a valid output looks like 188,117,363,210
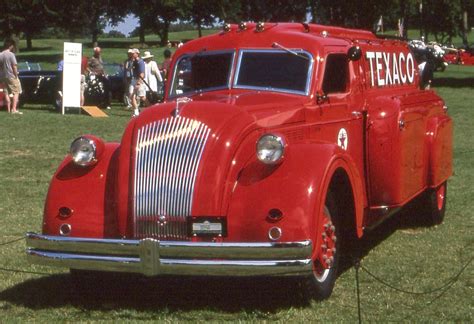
348,46,362,61
316,92,328,104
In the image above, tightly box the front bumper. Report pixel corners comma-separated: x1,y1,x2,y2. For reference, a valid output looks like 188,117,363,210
26,233,313,277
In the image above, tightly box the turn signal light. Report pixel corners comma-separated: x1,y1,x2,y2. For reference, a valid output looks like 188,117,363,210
267,208,283,222
58,207,73,218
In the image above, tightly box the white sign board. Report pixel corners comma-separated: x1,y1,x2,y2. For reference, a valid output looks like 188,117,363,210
62,42,82,114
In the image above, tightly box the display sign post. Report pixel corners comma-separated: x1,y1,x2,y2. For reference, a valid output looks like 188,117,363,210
62,42,82,115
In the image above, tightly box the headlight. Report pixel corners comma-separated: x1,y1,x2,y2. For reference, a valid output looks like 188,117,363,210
256,134,285,164
70,136,98,166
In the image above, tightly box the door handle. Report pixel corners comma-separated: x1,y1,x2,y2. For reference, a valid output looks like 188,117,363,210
352,111,362,119
399,119,406,130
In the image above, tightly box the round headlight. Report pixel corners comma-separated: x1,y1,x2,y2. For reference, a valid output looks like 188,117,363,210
70,137,97,166
256,134,285,164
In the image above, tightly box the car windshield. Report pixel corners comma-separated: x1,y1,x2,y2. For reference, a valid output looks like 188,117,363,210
170,51,234,97
103,63,123,77
234,50,312,95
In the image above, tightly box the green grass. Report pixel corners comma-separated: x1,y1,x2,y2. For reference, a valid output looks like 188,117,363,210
16,30,219,70
0,65,473,321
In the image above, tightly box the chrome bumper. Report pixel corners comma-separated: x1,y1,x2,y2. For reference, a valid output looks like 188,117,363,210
26,232,313,277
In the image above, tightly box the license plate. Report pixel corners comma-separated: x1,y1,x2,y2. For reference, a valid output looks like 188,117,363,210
189,217,227,236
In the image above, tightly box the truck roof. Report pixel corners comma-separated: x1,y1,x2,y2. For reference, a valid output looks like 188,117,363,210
177,22,408,55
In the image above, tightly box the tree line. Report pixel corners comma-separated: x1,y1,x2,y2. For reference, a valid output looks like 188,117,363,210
0,0,472,51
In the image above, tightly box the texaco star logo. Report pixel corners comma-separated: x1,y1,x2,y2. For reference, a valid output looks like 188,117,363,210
337,128,348,150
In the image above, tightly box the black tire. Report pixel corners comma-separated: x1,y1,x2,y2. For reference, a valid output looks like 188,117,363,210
302,191,341,300
422,181,447,226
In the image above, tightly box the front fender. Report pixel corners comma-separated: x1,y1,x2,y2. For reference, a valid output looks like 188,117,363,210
42,143,120,238
225,142,366,242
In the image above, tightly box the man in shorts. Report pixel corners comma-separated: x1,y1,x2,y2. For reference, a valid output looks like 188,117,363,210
0,39,22,114
128,48,146,117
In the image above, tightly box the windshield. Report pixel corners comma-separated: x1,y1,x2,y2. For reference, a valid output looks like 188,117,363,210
234,50,312,95
170,51,234,97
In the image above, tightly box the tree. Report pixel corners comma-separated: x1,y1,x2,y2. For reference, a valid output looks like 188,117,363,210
185,1,218,37
47,1,91,41
460,0,472,47
0,1,56,50
240,0,306,22
48,0,127,45
424,0,462,44
130,0,188,46
312,0,398,30
0,1,21,41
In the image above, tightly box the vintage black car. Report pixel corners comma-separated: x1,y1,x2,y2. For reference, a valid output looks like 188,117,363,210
18,62,125,109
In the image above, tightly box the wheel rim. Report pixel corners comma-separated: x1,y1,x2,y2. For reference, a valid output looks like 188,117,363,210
313,206,337,282
436,184,446,211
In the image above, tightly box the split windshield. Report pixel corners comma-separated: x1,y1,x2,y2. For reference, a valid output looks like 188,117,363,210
169,49,312,97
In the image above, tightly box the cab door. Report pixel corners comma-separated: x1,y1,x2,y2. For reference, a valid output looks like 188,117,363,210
307,50,366,181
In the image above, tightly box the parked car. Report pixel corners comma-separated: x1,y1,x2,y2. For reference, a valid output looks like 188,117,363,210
17,62,125,109
26,22,452,299
444,46,474,66
0,84,6,109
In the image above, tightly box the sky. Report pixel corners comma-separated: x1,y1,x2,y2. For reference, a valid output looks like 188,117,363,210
104,15,139,36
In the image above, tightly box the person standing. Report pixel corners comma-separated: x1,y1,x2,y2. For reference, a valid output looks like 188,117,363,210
0,39,22,114
128,48,146,117
142,51,163,105
123,49,134,110
80,55,89,107
88,47,111,109
160,49,172,81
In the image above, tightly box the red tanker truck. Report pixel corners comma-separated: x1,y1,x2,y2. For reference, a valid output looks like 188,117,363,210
26,22,452,299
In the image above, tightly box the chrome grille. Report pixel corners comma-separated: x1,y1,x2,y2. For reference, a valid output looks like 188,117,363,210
133,117,211,240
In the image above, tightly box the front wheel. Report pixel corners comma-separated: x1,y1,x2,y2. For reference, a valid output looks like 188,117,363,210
302,191,341,299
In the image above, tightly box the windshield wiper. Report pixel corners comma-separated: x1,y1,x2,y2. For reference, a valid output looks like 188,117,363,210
272,42,309,60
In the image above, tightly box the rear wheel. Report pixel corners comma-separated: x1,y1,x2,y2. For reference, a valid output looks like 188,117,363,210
303,191,341,299
422,181,447,225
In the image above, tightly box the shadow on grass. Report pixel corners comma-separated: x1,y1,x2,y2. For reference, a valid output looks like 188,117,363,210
0,273,312,312
432,77,474,88
339,194,437,275
0,197,437,314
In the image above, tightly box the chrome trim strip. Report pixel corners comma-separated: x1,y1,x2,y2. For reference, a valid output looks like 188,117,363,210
233,49,314,96
26,233,313,277
133,117,211,240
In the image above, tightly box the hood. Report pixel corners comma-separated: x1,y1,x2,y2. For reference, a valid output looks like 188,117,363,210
127,91,307,232
137,91,307,131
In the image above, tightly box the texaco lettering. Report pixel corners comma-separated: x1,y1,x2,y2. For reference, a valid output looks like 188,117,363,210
366,51,415,87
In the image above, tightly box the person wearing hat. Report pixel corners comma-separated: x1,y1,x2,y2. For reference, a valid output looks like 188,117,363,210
142,51,163,105
128,48,146,116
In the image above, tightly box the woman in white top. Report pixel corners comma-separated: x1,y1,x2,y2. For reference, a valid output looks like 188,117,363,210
142,51,163,103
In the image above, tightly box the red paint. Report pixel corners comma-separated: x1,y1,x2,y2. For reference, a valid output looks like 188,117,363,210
40,23,452,261
0,82,6,109
445,49,474,66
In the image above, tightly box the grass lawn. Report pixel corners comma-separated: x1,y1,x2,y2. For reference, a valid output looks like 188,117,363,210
0,65,473,321
15,30,219,71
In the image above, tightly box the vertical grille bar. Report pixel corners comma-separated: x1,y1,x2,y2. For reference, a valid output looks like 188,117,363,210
133,117,211,240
